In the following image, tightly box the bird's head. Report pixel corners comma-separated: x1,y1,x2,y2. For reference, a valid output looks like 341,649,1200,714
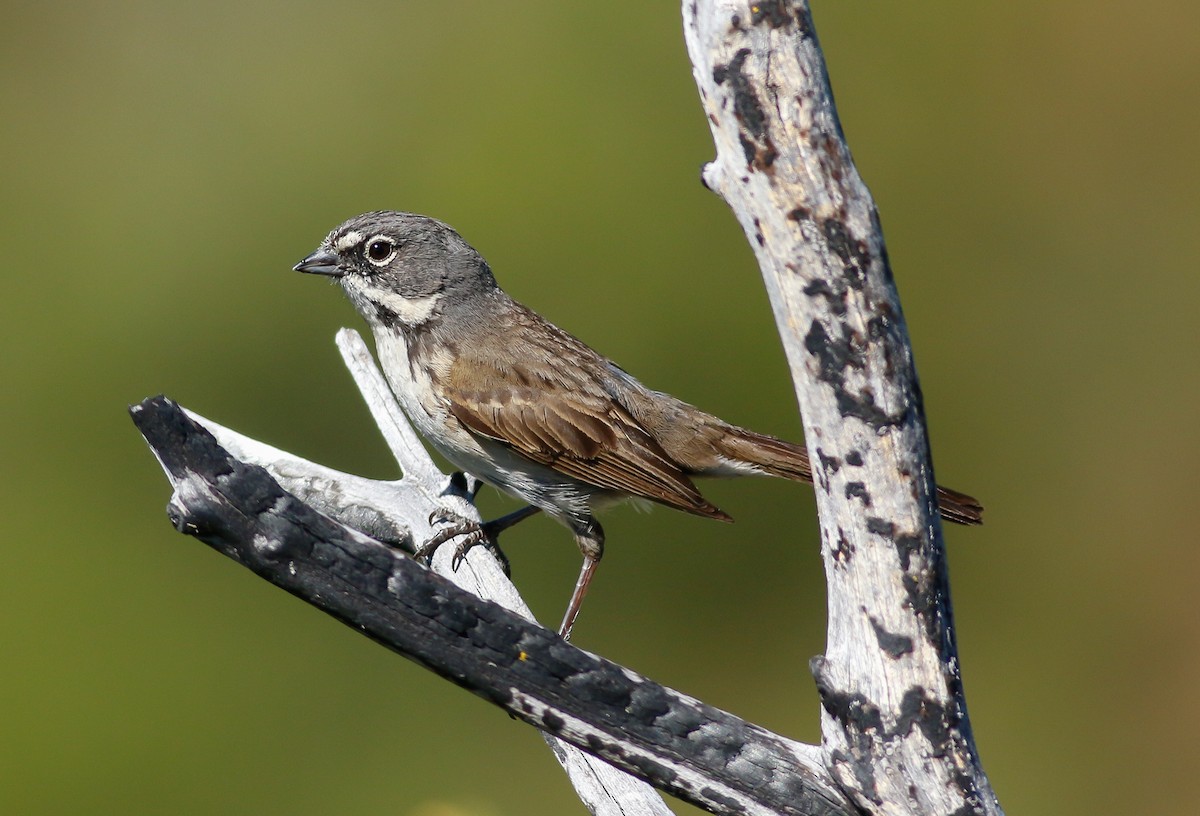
295,210,497,330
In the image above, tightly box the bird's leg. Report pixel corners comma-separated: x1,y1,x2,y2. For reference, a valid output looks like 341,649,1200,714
420,503,543,575
447,470,487,502
558,519,604,641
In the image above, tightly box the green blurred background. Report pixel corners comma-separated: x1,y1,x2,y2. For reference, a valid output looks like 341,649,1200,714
3,1,1196,813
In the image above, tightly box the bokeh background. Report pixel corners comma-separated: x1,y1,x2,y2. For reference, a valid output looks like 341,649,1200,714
3,1,1196,814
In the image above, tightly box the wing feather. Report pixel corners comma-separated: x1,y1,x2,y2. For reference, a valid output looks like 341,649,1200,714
446,381,729,521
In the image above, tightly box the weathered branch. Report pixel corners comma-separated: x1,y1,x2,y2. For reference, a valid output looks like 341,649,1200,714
683,2,1001,814
131,395,853,816
169,329,674,816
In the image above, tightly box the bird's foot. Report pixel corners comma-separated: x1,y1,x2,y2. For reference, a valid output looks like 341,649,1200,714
419,508,512,576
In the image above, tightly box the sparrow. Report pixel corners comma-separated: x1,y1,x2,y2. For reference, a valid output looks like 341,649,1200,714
296,211,982,639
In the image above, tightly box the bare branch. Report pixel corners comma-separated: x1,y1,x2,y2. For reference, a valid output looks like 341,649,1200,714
333,328,674,816
131,396,854,816
174,338,671,816
683,2,1001,814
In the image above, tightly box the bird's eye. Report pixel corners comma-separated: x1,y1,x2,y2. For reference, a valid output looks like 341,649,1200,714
365,237,396,265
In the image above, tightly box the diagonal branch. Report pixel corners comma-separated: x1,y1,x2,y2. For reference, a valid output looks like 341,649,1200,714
161,328,674,816
131,396,854,816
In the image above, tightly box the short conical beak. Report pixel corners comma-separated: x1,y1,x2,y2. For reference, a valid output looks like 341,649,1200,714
294,249,344,277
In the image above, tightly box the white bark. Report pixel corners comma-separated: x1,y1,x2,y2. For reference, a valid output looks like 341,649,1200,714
183,330,673,816
683,2,1001,814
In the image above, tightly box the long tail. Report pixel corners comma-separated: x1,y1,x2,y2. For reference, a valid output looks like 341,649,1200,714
712,427,984,526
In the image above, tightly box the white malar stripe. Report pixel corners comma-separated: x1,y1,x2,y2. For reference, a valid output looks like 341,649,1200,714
335,230,363,253
370,286,442,325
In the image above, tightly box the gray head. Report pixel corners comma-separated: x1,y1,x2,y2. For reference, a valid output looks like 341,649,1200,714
295,211,498,330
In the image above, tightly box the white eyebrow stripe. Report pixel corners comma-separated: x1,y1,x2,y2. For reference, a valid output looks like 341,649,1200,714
335,230,363,252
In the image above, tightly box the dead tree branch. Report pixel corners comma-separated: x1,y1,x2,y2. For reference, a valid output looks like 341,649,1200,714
683,2,1001,814
131,395,852,816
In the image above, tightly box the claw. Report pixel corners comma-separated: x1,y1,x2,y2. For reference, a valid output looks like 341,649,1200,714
428,506,466,528
416,510,478,560
417,507,511,576
450,531,489,571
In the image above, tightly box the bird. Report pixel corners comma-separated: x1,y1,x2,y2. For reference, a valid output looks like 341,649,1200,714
295,211,982,640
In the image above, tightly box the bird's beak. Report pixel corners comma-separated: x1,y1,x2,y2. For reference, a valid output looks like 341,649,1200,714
293,249,344,278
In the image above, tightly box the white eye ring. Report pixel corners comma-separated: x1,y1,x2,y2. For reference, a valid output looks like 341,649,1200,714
364,236,397,266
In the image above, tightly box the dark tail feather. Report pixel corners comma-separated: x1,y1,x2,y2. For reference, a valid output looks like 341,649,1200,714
934,485,984,525
715,427,984,526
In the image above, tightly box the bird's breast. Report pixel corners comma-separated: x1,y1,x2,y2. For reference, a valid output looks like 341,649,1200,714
374,332,475,455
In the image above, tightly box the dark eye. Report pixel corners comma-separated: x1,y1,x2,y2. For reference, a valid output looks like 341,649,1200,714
365,238,395,264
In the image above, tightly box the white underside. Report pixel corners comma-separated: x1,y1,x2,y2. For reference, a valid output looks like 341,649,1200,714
373,332,607,529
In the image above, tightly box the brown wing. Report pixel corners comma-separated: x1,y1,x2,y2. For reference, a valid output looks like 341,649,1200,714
444,362,730,521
